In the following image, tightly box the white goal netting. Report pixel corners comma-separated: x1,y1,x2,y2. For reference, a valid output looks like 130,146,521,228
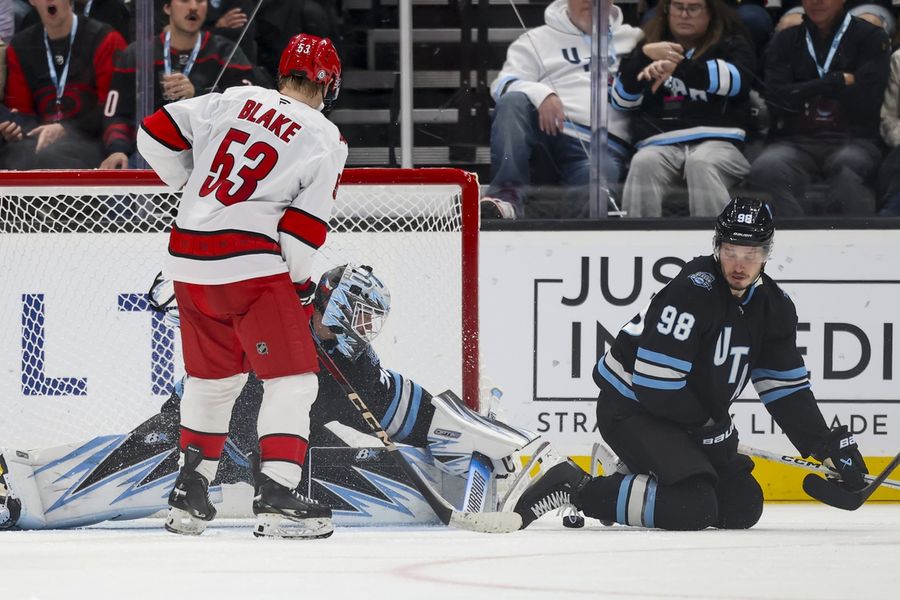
0,168,479,448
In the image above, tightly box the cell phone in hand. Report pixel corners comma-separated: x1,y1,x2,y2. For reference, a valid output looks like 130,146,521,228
0,104,25,126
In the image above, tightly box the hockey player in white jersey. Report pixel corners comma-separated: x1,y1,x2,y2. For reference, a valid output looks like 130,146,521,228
137,32,347,539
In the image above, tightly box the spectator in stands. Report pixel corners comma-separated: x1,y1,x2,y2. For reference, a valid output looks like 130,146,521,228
482,0,643,219
775,2,896,37
877,45,900,215
201,0,341,81
19,0,131,42
1,0,11,100
747,0,890,216
613,0,755,218
0,0,126,170
641,0,773,63
1,0,15,41
100,0,258,169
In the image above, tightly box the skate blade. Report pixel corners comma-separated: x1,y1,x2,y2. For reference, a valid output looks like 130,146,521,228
164,507,210,536
253,513,334,540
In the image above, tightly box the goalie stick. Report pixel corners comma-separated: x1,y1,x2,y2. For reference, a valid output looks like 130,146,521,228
737,444,900,491
314,345,522,533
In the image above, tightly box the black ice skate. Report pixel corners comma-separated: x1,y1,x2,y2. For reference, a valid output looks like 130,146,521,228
165,445,217,536
250,451,333,540
0,454,22,530
513,458,590,529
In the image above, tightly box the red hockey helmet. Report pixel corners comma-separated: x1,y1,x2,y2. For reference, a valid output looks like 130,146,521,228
278,33,342,106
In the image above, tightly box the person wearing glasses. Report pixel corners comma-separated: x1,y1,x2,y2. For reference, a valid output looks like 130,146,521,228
612,0,755,218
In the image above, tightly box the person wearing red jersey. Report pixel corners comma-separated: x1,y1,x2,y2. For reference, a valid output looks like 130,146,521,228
137,32,347,539
0,0,126,169
101,0,260,170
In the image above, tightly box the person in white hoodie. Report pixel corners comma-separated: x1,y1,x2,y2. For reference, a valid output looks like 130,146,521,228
482,0,642,218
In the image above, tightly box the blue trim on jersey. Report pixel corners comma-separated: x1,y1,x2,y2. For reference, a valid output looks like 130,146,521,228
395,382,423,442
741,283,757,305
636,347,693,373
616,474,635,524
726,63,741,96
380,371,404,429
645,478,658,528
633,374,687,390
636,130,745,147
614,79,642,101
596,359,637,401
759,383,812,404
706,60,719,94
751,367,809,381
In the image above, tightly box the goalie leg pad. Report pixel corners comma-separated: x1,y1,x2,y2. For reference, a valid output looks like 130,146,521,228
427,390,538,476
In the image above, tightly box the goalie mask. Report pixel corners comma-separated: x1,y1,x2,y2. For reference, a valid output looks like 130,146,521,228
314,264,391,360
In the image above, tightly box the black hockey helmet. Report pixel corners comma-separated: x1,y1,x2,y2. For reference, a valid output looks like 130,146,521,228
714,196,774,254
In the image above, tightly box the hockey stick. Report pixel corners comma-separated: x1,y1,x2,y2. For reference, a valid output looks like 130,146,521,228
314,345,522,533
802,450,900,511
208,0,265,93
737,444,900,491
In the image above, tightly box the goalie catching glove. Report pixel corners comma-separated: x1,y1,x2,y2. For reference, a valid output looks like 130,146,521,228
812,425,868,491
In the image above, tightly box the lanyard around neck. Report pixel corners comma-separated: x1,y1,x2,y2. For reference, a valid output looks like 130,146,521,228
43,14,78,117
164,30,202,77
805,12,852,78
84,0,93,16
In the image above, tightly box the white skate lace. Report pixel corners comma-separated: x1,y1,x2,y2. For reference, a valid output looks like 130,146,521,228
556,503,579,520
529,490,571,518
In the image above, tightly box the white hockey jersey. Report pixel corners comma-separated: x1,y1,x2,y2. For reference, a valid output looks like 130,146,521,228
137,85,348,286
490,0,642,145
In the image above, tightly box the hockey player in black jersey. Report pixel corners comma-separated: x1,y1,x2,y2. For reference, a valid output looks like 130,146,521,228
511,197,870,530
0,264,539,534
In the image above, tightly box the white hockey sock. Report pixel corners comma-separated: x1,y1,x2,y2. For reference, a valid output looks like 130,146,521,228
258,373,318,489
180,373,248,482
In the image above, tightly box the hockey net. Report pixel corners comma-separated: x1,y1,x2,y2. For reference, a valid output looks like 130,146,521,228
0,168,479,448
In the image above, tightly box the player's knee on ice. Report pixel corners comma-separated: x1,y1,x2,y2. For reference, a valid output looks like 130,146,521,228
578,473,719,530
714,455,763,530
578,458,763,531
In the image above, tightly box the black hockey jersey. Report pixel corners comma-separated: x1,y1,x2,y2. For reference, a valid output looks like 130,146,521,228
593,255,830,456
611,35,755,148
103,31,258,155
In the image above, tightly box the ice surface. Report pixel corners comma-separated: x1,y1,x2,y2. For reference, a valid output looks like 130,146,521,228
1,504,898,600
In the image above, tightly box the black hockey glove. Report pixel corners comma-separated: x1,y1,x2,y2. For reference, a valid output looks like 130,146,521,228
689,415,738,468
294,278,316,319
812,425,868,491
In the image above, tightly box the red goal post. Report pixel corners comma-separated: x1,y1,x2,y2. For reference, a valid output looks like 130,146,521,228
0,168,480,448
